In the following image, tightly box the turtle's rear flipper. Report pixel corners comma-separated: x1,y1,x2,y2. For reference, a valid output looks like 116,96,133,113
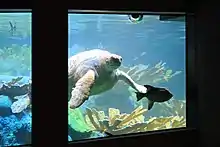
69,69,95,109
11,97,30,113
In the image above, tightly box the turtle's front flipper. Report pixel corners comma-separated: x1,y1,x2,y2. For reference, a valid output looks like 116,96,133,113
116,70,147,93
69,69,95,109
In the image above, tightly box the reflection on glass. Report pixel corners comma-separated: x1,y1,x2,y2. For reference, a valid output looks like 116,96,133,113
0,12,32,146
68,13,186,142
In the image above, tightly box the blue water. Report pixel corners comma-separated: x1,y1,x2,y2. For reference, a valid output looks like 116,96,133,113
0,12,32,146
68,13,186,142
68,14,185,99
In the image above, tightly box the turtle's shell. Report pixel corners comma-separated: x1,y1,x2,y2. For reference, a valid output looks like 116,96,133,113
68,49,122,97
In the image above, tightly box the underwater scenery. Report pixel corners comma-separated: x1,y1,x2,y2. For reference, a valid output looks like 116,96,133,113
0,12,32,146
68,13,186,142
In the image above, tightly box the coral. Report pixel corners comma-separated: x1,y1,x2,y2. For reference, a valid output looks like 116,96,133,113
0,77,32,146
68,107,91,133
133,99,186,119
119,61,182,85
0,76,32,114
0,114,31,146
84,106,149,135
144,115,186,131
0,76,31,98
20,111,32,133
10,95,31,114
84,106,186,136
90,131,107,138
155,99,186,117
0,44,31,76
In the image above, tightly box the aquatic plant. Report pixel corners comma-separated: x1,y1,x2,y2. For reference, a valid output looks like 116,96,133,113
0,44,31,76
68,107,105,141
68,107,91,133
68,124,104,141
84,106,186,136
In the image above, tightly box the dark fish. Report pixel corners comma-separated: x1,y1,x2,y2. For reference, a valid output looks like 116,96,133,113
135,85,173,110
9,21,16,36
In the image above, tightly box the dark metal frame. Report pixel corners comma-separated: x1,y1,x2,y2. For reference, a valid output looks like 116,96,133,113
67,10,198,146
0,8,198,147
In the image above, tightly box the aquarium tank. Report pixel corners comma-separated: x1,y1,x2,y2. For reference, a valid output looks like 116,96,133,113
68,12,186,142
0,11,32,146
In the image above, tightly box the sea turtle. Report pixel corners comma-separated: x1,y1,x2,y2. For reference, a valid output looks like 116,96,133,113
68,49,147,109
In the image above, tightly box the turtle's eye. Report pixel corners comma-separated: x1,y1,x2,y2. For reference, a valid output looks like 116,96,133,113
110,54,122,63
104,55,122,71
110,57,122,67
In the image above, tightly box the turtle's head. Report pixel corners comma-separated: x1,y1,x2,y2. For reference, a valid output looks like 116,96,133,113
104,53,122,71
